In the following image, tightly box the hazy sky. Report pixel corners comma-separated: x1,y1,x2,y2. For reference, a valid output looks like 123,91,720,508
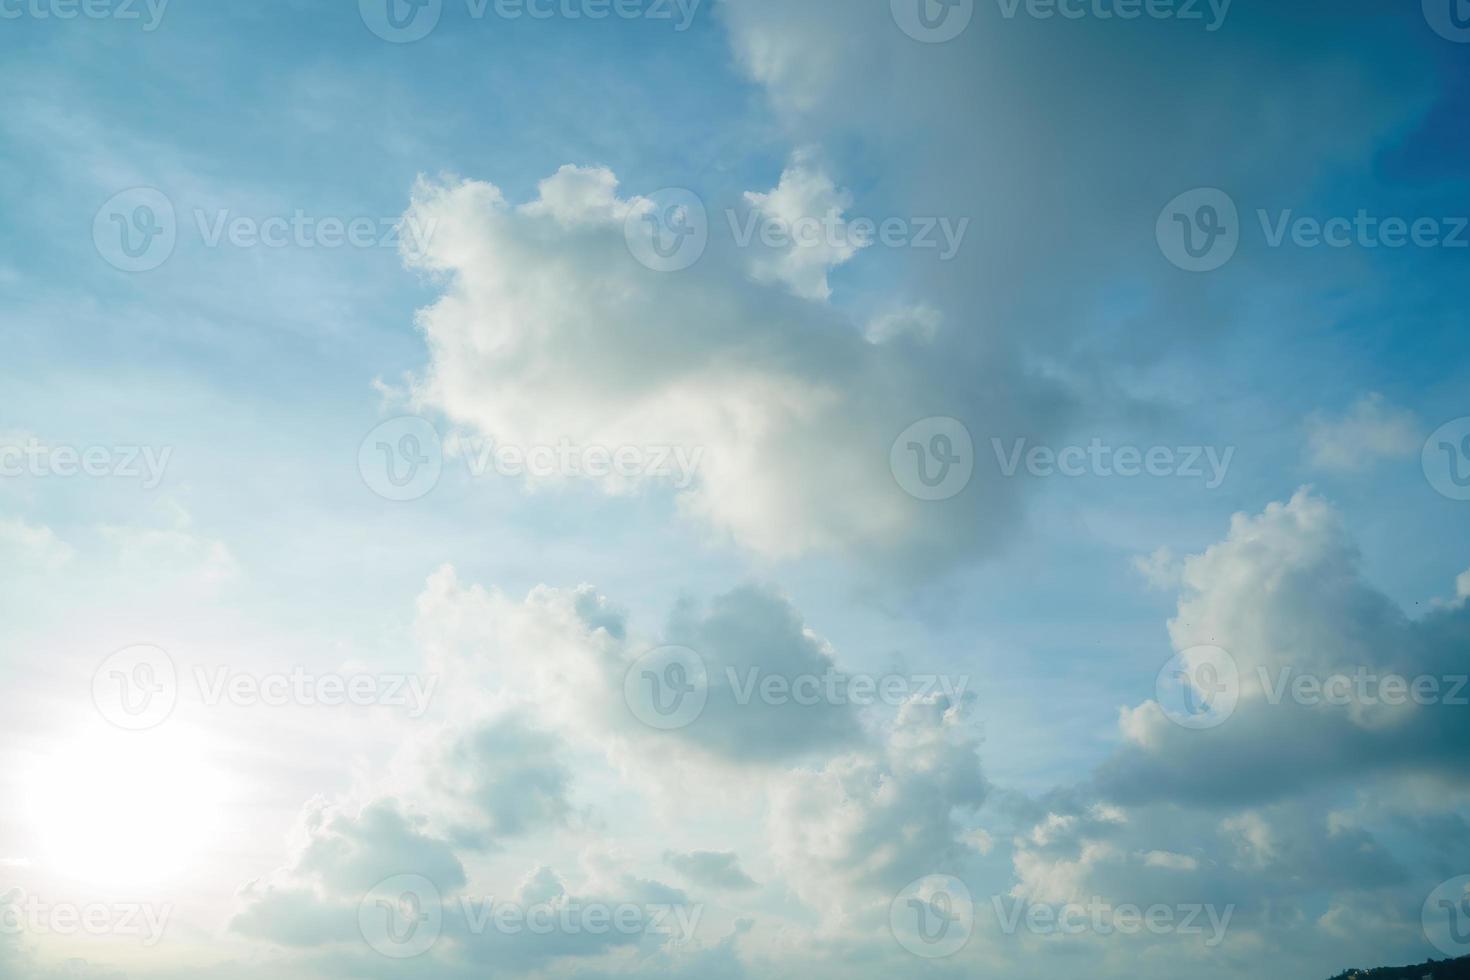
3,1,1470,978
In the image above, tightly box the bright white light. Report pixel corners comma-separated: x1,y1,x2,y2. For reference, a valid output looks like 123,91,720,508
23,725,228,888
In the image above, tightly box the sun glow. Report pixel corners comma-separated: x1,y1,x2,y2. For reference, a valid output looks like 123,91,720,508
23,725,229,888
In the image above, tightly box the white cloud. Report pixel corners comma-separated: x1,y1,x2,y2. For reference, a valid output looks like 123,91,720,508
400,168,1057,573
1305,394,1419,472
741,150,866,301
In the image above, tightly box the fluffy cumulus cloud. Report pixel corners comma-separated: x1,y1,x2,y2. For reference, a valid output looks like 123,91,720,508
1102,489,1470,807
996,492,1470,976
224,568,993,977
768,694,987,913
739,149,866,301
399,165,1064,575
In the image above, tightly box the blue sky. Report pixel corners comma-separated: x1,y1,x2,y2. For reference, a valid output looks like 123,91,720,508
3,1,1470,978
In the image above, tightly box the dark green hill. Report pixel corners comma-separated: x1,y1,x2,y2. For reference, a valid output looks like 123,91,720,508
1328,956,1470,980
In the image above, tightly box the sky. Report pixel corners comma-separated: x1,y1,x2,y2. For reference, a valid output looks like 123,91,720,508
2,0,1469,978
